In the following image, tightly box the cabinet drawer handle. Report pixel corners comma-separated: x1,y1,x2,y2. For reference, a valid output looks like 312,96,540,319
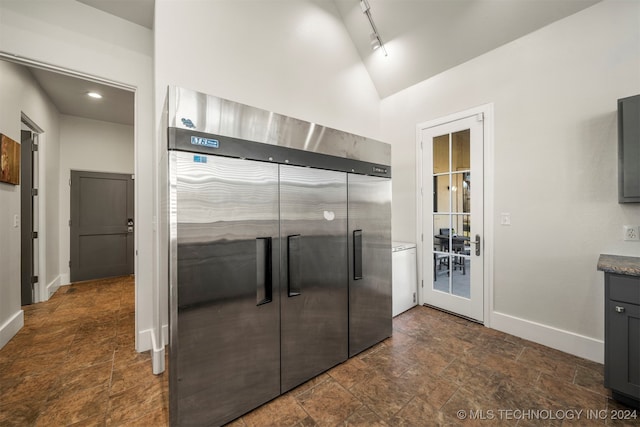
615,306,625,313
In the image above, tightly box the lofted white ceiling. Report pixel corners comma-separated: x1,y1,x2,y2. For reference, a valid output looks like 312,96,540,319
24,0,602,125
76,0,154,29
334,0,601,98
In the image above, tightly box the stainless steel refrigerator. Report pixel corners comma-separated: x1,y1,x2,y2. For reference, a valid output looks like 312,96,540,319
166,87,391,426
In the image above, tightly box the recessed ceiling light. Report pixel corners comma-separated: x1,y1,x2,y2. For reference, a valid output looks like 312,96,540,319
87,92,103,99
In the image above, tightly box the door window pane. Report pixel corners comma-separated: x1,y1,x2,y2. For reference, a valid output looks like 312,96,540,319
433,215,450,252
433,175,450,213
451,173,468,214
462,173,470,214
433,134,449,174
451,259,470,299
451,129,470,172
452,214,470,238
433,254,451,294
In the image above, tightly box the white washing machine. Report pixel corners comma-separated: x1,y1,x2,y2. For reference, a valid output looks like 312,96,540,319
392,242,417,317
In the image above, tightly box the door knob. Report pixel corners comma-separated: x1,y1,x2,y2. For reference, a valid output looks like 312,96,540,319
615,306,625,313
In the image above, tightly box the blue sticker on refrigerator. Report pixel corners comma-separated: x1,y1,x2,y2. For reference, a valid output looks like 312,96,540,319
193,155,207,163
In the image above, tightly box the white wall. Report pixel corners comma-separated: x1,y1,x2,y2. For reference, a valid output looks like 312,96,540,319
154,0,381,139
58,115,134,284
381,0,640,361
0,60,60,348
0,0,155,353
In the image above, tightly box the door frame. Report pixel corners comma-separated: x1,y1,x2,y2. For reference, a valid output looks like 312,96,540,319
0,53,141,351
20,127,37,305
21,114,45,303
415,103,494,326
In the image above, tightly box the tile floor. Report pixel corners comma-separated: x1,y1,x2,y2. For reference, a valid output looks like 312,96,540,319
0,276,637,426
0,276,168,426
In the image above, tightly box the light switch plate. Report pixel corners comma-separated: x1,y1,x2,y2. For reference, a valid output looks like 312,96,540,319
500,213,511,225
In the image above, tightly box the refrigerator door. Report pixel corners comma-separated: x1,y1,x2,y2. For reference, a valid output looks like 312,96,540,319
348,174,392,357
280,165,348,392
169,152,280,426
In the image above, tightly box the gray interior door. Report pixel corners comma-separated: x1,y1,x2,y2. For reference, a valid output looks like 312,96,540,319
70,170,134,282
20,130,36,305
348,174,392,357
280,165,348,392
170,153,280,427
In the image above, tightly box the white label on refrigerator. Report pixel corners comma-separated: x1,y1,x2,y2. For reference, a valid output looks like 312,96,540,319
190,136,219,148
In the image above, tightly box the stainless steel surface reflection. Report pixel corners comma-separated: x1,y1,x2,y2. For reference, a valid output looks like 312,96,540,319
168,86,390,166
170,152,280,426
280,166,349,392
348,174,392,356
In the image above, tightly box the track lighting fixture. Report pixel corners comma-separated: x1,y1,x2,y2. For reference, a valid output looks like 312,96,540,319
360,0,387,56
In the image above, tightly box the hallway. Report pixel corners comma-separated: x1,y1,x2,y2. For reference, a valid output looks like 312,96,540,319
0,276,167,425
0,276,631,426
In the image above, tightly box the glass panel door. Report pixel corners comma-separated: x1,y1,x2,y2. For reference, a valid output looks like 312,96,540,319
422,115,483,322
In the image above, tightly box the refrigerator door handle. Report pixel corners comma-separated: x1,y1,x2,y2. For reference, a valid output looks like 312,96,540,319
256,237,273,305
353,229,363,280
287,234,301,297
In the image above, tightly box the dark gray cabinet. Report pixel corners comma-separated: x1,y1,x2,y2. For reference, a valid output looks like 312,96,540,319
605,273,640,408
618,95,640,203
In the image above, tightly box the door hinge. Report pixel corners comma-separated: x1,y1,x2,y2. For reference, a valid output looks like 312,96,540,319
69,178,71,186
68,260,71,268
31,275,38,284
32,231,38,239
131,174,135,180
413,292,416,303
68,219,71,227
477,113,484,122
421,279,424,288
421,233,423,241
420,140,423,150
31,188,38,197
32,143,39,152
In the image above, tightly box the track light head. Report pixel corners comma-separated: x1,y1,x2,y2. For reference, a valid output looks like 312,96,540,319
370,33,381,51
360,0,387,57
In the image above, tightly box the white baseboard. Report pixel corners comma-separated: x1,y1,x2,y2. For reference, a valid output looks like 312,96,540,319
138,324,168,351
138,324,168,374
46,275,62,299
151,327,166,375
60,273,70,286
138,328,153,352
0,310,24,350
490,311,604,364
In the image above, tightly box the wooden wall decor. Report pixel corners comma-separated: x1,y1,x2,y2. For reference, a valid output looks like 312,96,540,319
0,134,20,185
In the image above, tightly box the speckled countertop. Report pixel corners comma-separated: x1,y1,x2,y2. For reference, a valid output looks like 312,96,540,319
597,254,640,277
